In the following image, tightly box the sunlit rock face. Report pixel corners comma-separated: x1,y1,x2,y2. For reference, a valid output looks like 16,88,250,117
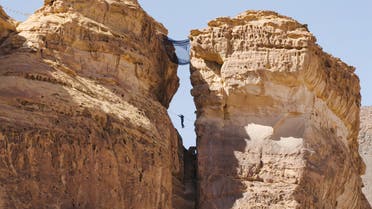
0,1,184,208
359,106,372,207
0,6,16,44
190,10,367,209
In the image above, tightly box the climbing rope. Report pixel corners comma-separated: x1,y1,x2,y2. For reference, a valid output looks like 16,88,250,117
167,109,195,128
168,109,194,122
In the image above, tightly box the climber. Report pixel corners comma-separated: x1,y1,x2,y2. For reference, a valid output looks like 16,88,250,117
178,114,185,128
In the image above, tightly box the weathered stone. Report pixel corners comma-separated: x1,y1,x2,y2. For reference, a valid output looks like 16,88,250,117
360,106,372,207
190,10,367,209
0,6,16,43
0,1,184,209
1,2,368,208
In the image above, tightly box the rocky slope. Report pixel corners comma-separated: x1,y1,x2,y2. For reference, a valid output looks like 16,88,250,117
0,1,192,208
190,11,367,209
360,106,372,207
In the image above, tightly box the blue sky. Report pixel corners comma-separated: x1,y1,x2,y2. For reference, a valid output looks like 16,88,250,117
1,0,371,147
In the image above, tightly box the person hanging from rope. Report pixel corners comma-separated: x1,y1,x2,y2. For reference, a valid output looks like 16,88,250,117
178,114,185,128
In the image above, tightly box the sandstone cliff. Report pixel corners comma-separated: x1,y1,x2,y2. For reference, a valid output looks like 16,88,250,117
0,1,187,208
0,7,16,44
190,11,367,209
1,2,368,208
360,106,372,207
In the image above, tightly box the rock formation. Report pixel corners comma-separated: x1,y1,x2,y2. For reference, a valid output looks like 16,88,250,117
0,7,16,44
190,11,367,209
0,1,192,208
359,106,372,207
1,1,369,208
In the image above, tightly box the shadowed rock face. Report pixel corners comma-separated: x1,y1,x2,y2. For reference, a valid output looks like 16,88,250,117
359,106,372,207
0,1,185,209
190,11,367,209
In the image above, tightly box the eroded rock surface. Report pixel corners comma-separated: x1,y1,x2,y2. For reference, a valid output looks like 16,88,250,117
0,6,16,43
360,106,372,207
190,11,367,209
0,1,184,209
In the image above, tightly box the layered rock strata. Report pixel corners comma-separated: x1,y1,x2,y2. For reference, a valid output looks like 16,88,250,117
190,11,367,209
0,1,184,209
359,106,372,207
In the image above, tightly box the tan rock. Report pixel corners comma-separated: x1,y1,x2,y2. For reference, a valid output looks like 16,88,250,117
359,106,372,207
0,6,16,43
190,10,367,209
0,1,184,209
